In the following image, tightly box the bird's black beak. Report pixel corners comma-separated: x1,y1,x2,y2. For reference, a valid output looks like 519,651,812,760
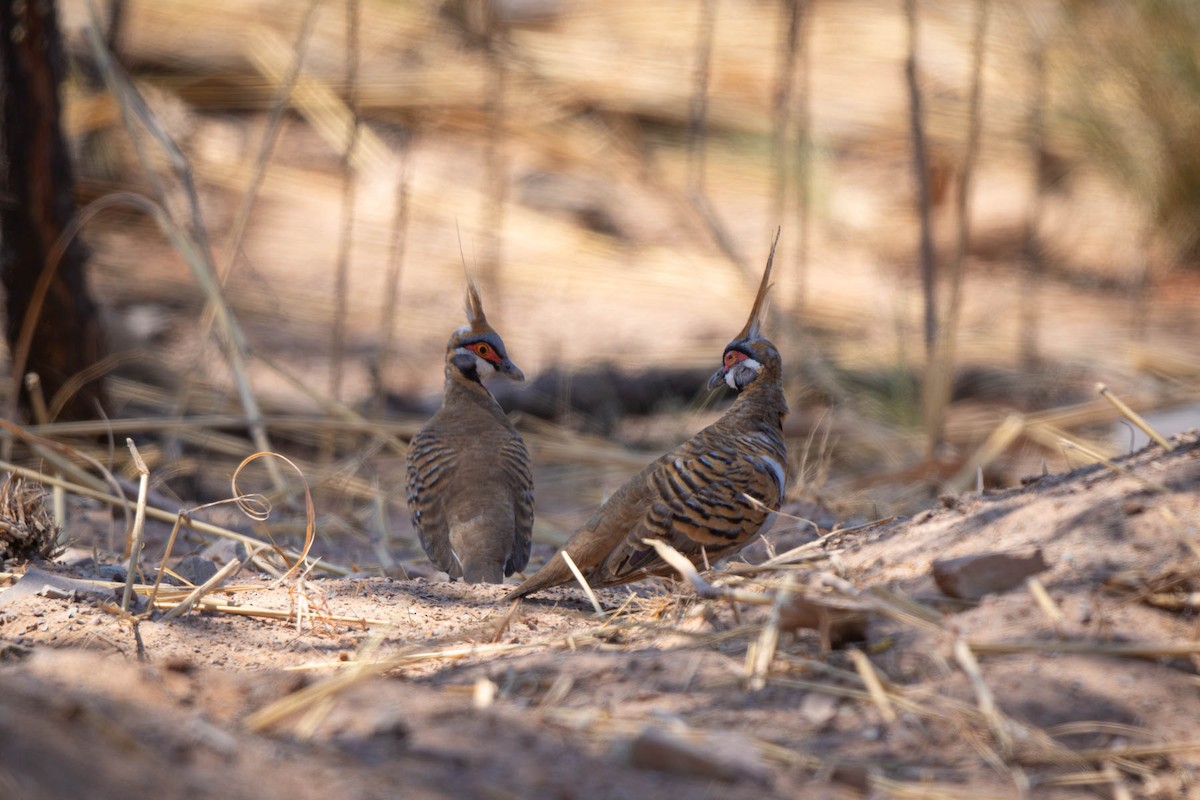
500,359,526,382
707,368,727,390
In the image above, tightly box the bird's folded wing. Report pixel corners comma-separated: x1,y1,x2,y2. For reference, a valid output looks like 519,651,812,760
501,433,535,575
600,445,782,582
405,429,457,574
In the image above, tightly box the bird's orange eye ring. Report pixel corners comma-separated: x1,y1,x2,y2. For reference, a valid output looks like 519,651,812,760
473,343,493,357
724,350,747,368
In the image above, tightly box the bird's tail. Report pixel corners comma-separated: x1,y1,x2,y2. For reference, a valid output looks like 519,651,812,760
500,551,573,601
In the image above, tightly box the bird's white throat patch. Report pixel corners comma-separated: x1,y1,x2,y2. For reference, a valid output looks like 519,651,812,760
455,347,495,378
726,358,762,390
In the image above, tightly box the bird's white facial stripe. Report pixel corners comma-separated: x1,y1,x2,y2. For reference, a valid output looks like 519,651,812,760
454,346,496,378
725,357,762,390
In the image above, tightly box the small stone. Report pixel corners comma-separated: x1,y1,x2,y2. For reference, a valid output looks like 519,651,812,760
1122,500,1146,516
174,556,219,586
779,596,869,646
932,549,1049,601
618,726,769,785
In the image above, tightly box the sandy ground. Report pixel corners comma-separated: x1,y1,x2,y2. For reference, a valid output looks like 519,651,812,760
3,1,1199,797
3,433,1200,798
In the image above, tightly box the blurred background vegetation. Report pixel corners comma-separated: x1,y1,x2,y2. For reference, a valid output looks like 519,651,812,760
3,0,1199,566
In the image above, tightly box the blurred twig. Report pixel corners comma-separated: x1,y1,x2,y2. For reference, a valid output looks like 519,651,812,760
481,0,508,304
330,0,361,404
793,0,812,313
686,0,746,274
373,140,413,416
83,4,286,493
771,0,803,244
1020,22,1047,373
923,0,990,457
904,0,937,361
216,0,320,297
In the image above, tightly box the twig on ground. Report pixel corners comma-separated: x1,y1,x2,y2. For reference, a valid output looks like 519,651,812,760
561,550,604,616
1097,383,1174,451
120,438,149,612
848,649,897,723
745,575,794,691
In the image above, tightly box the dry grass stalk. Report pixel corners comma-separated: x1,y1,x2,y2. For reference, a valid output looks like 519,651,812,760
685,0,747,272
295,633,385,740
745,575,795,691
247,640,535,732
0,459,350,576
953,638,1013,756
213,0,320,295
867,775,1013,800
968,639,1200,658
146,511,188,609
904,0,937,360
23,374,49,426
234,451,316,581
770,0,803,241
150,597,385,627
328,0,362,407
1,568,374,626
864,586,944,631
27,412,422,441
923,0,991,457
1020,421,1115,463
947,413,1024,493
847,649,897,724
120,438,150,612
1041,769,1120,788
157,550,257,621
0,413,132,532
83,8,285,492
374,139,413,415
1097,382,1174,451
244,658,390,733
643,538,773,605
1102,760,1134,800
1057,439,1168,494
245,28,391,171
559,550,604,616
1024,576,1065,637
947,395,1155,445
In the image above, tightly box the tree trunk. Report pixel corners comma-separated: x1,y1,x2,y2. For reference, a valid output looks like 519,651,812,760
0,0,107,422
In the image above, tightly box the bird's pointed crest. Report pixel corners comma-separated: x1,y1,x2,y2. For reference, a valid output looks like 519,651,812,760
737,227,780,341
457,223,490,332
464,272,489,330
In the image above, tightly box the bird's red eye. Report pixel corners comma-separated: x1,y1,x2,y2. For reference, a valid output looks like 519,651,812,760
474,343,492,357
724,350,745,367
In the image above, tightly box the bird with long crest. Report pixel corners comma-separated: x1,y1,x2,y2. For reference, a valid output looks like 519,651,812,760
406,274,534,583
506,231,787,599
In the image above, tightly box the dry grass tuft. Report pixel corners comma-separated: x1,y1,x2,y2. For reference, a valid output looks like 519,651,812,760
0,474,60,563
